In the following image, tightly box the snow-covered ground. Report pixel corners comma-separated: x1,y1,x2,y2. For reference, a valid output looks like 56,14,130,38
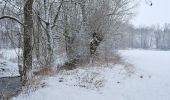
12,49,170,100
0,58,19,77
0,48,67,78
0,48,21,61
0,49,20,77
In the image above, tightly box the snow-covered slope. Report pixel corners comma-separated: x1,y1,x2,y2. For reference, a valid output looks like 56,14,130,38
0,49,20,77
13,50,170,100
0,58,19,77
0,48,21,61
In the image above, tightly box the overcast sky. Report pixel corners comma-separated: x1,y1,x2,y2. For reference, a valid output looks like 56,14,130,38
131,0,170,27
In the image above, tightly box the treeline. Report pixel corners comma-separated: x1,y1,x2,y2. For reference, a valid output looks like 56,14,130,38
118,24,170,50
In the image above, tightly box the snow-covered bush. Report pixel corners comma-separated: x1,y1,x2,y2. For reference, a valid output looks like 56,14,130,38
57,68,105,90
75,71,105,89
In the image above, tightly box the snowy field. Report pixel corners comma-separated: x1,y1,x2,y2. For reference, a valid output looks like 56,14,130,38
10,49,170,100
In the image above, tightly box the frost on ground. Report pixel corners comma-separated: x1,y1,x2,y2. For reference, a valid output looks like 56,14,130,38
12,50,170,100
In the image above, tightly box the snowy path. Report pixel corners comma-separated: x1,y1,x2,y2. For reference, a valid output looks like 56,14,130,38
13,50,170,100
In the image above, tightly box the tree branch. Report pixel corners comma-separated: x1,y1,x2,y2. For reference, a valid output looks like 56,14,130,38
51,0,64,29
0,16,24,26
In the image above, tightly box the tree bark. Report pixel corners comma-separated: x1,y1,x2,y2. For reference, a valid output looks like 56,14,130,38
44,0,54,67
22,0,34,86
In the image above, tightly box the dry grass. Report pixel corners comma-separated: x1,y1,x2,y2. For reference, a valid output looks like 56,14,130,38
79,71,105,89
33,67,56,76
21,67,57,96
90,50,135,77
2,91,13,100
91,52,124,65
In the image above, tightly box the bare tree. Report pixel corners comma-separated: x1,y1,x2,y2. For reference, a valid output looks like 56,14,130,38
0,0,34,85
22,0,34,86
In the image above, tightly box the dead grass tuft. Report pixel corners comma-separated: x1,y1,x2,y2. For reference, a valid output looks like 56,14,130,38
2,91,13,100
91,52,124,65
33,67,56,76
21,67,57,95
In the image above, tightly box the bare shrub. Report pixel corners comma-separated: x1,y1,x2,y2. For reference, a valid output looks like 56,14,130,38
74,71,105,90
2,91,13,100
92,50,123,65
20,67,56,95
58,59,79,71
21,75,48,96
33,67,55,76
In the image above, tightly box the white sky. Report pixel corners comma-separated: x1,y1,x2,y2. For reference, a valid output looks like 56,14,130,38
131,0,170,27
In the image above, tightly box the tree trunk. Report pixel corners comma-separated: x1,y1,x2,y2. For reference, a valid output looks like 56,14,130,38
35,11,41,60
78,2,91,64
44,0,54,67
46,23,54,67
22,0,34,86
